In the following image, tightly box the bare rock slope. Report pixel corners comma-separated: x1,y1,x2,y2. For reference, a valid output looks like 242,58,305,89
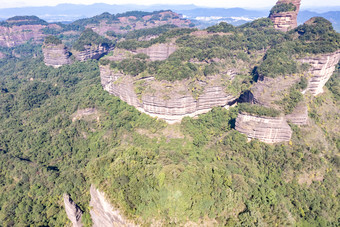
63,194,83,227
90,185,137,227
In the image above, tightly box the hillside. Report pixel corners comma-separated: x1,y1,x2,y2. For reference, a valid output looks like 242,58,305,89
0,1,339,227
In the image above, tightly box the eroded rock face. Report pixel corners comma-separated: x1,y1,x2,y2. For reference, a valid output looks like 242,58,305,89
136,43,177,61
235,113,292,143
269,0,301,32
90,185,137,227
299,50,340,96
63,194,83,227
0,24,60,47
285,102,308,125
100,65,236,123
42,44,72,68
74,44,114,62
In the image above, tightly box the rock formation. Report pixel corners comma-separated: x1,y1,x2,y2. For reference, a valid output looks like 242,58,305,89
0,16,61,47
269,0,301,32
299,50,340,96
100,65,237,123
136,43,177,61
90,185,138,227
235,113,293,143
63,194,83,227
73,44,114,62
285,102,308,125
42,43,72,68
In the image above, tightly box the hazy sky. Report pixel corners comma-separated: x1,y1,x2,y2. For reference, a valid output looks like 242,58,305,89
0,0,340,9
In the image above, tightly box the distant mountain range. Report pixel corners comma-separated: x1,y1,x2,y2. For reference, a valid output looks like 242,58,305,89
0,3,339,31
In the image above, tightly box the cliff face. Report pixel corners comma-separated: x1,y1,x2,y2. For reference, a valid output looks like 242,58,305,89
235,113,292,143
100,65,237,123
299,50,340,96
136,43,177,61
269,0,301,32
42,44,72,68
90,185,137,227
63,194,83,227
0,24,60,47
73,44,114,62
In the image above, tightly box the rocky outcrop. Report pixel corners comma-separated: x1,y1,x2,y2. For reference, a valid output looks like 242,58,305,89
90,185,137,227
269,0,301,32
136,43,177,61
73,44,114,62
100,65,237,123
285,102,308,125
299,50,340,96
42,43,72,68
235,113,292,143
63,194,83,227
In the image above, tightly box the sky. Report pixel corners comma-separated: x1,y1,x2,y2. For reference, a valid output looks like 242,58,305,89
1,0,340,9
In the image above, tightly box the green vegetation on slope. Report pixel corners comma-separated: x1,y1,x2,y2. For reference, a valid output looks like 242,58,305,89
0,16,48,27
72,28,113,51
270,3,297,15
44,35,62,45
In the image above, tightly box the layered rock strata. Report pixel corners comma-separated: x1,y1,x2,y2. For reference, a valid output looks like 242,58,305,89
74,44,114,62
285,102,308,125
90,185,137,227
0,24,60,47
63,194,83,227
100,65,237,123
42,44,72,68
136,43,177,61
235,113,293,143
269,0,301,32
299,50,340,96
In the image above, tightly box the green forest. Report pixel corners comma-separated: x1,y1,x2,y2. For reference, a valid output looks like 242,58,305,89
0,11,340,227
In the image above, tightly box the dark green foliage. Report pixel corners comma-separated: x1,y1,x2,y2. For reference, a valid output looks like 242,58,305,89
124,24,177,40
117,28,197,50
152,60,197,81
239,18,274,29
206,22,236,33
117,59,147,76
72,28,113,51
0,16,48,27
270,3,297,15
292,17,340,54
238,103,281,117
44,35,62,45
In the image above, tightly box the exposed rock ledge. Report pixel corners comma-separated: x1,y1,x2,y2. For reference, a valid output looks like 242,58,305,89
63,194,83,227
100,65,237,123
299,50,340,96
42,43,72,68
235,113,292,143
269,0,301,32
90,185,138,227
74,44,114,62
135,43,177,61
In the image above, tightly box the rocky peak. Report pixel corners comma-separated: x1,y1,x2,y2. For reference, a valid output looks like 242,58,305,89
63,194,83,227
269,0,301,32
42,36,73,67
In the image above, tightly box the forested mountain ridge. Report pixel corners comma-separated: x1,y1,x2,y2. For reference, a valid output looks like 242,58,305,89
0,0,340,226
